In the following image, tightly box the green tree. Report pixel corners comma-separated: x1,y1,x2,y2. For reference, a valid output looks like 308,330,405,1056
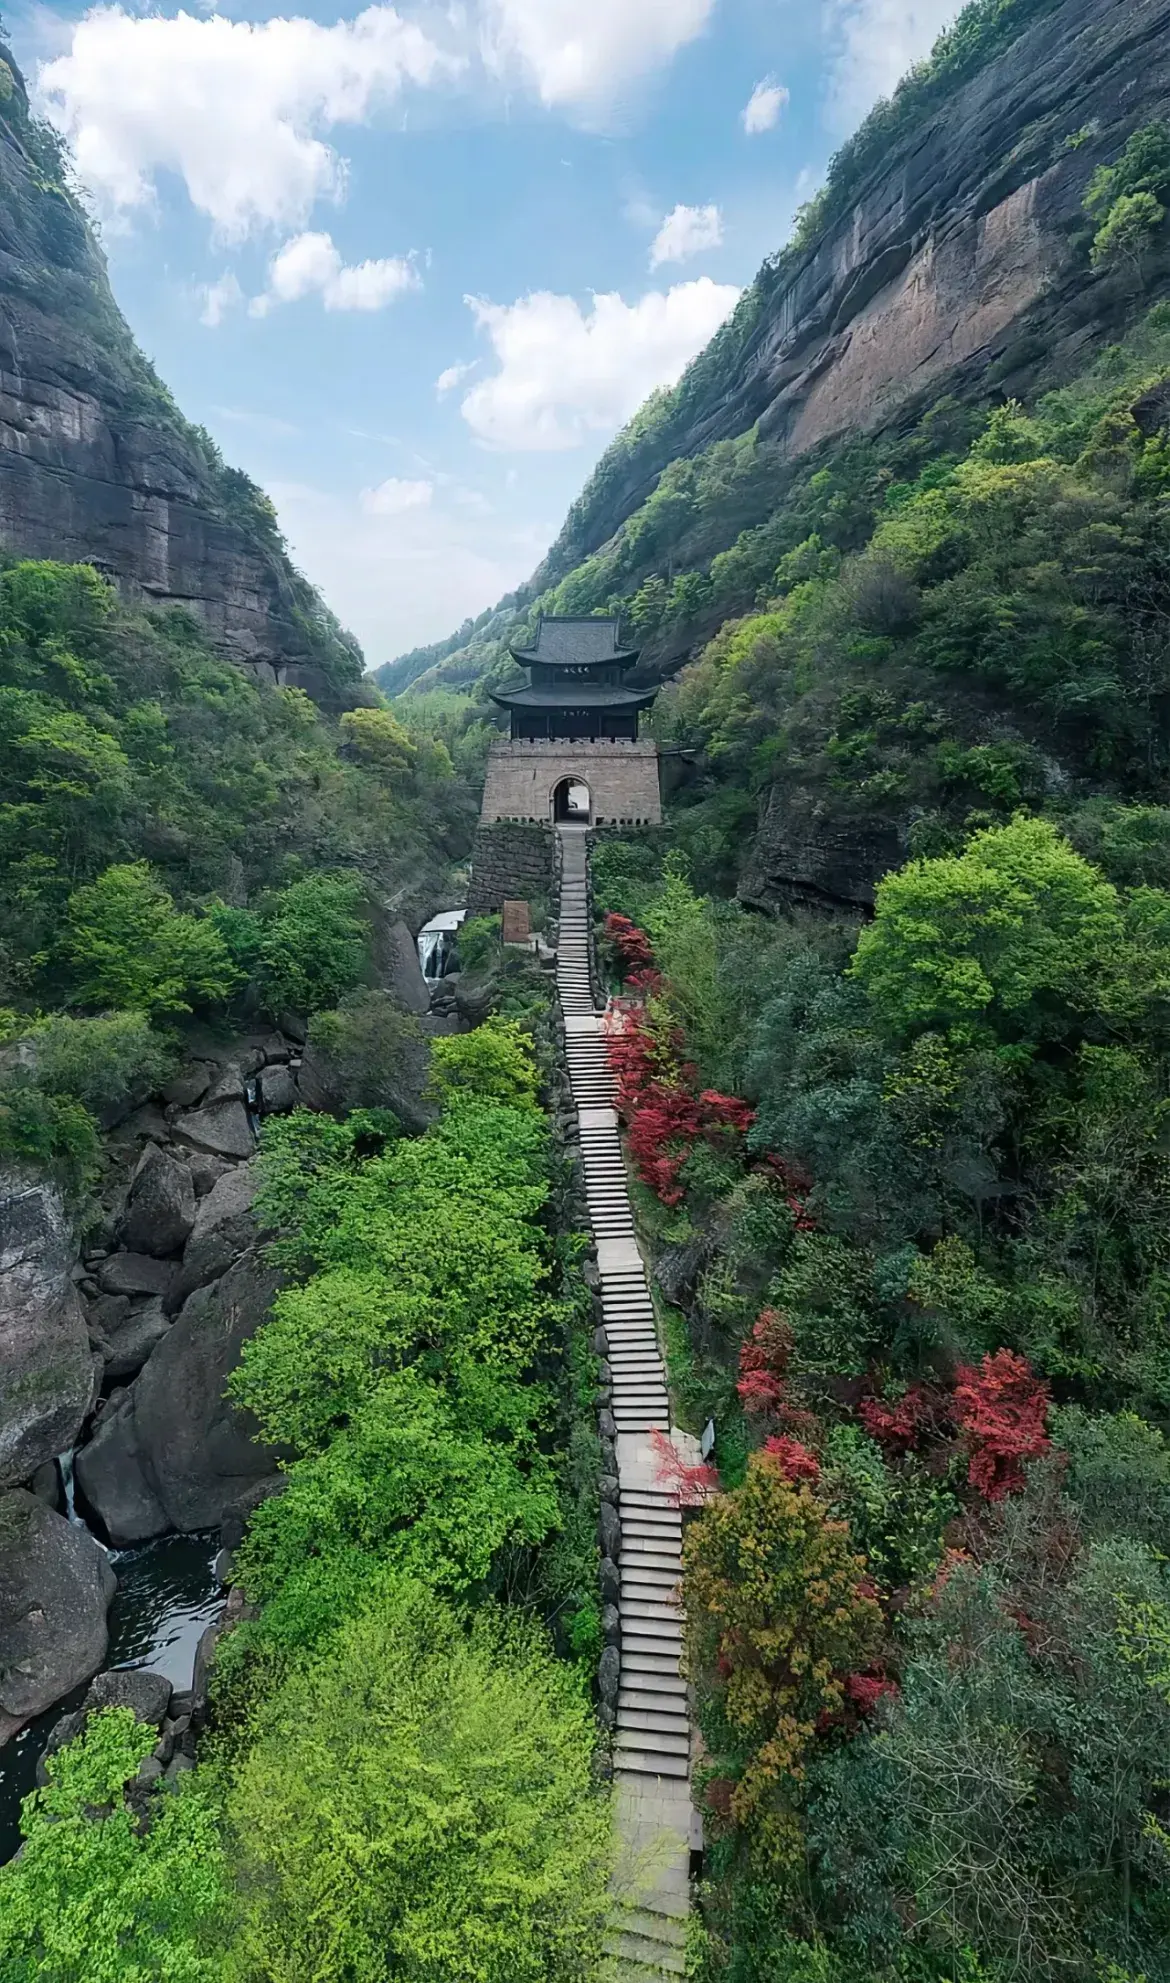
227,1585,611,1983
256,872,369,1016
683,1450,882,1871
428,1015,542,1109
0,1709,231,1983
851,816,1126,1043
60,861,238,1015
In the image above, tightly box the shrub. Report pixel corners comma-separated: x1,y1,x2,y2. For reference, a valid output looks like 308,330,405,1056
60,862,239,1016
256,872,369,1016
427,1015,541,1109
0,1708,231,1981
226,1585,611,1983
683,1450,882,1870
30,1010,175,1115
954,1349,1050,1500
0,1077,98,1199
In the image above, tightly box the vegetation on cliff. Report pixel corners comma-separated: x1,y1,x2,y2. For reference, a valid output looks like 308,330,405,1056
0,557,475,1194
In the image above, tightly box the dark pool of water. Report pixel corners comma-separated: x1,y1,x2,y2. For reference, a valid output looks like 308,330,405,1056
0,1531,221,1862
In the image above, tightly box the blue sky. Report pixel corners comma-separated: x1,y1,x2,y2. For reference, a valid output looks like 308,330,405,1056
8,0,959,667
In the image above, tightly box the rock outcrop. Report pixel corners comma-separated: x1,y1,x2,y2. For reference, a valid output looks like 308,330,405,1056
0,1489,115,1744
75,1249,282,1544
0,1171,95,1487
0,51,365,693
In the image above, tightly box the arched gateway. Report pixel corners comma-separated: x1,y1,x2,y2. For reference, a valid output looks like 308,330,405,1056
552,776,591,824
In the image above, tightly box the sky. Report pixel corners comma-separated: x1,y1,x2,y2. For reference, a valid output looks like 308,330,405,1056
8,0,962,670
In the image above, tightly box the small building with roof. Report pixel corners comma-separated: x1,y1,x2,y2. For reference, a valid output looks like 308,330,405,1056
479,614,661,828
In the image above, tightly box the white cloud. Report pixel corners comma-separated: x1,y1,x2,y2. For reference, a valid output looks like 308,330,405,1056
436,359,478,396
825,0,959,128
199,270,243,327
742,76,789,134
251,232,419,315
36,4,455,239
271,479,548,660
482,0,714,111
360,476,434,515
459,277,740,451
648,202,722,269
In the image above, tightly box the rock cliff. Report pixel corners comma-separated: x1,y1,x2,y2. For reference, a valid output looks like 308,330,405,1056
0,52,363,692
380,0,1170,696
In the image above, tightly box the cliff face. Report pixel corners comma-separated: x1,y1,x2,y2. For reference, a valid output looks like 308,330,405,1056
382,0,1170,698
0,56,362,691
539,0,1170,584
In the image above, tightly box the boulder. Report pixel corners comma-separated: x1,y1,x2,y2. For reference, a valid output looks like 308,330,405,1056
370,910,432,1016
97,1252,173,1299
75,1249,283,1543
0,1171,95,1487
599,1501,621,1561
119,1145,196,1258
89,1293,131,1336
598,1645,620,1706
165,1161,260,1315
172,1097,254,1160
258,1064,297,1114
74,1393,169,1543
162,1064,213,1109
0,1490,115,1743
103,1300,170,1380
601,1603,621,1648
84,1667,171,1726
187,1153,233,1197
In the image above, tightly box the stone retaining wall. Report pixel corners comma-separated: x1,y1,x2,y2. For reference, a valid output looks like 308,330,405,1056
465,821,554,916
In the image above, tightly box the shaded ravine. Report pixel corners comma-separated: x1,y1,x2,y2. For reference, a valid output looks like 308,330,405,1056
555,825,693,1979
0,1529,220,1861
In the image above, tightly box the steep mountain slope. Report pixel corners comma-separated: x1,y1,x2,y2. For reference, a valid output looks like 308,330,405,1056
380,0,1170,699
0,50,362,695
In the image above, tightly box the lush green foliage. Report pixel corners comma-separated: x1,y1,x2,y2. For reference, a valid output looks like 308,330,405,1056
601,831,1170,1980
226,1584,610,1983
0,1709,232,1981
0,559,472,1022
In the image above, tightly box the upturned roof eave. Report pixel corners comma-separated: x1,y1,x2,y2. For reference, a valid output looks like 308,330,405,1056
507,643,641,671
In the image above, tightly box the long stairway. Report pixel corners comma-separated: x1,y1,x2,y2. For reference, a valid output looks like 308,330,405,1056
556,826,692,1979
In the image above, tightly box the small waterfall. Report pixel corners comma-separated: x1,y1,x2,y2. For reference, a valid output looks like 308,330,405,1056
418,910,467,982
57,1450,85,1529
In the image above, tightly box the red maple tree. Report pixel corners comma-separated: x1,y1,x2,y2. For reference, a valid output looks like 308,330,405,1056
954,1349,1050,1500
762,1435,821,1484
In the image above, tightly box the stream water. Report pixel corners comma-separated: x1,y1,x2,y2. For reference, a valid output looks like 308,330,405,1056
0,1531,221,1862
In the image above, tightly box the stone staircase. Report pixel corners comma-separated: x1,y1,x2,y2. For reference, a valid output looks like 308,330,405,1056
556,826,692,1979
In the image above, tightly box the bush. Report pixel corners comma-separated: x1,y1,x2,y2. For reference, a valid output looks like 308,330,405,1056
0,1707,231,1981
60,862,239,1016
227,1585,611,1983
0,1076,98,1198
30,1010,175,1115
428,1016,541,1109
256,872,370,1016
683,1450,882,1870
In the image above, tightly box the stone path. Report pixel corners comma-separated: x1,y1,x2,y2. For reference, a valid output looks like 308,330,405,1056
556,826,692,1979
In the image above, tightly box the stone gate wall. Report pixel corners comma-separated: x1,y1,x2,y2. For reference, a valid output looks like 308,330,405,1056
479,739,661,827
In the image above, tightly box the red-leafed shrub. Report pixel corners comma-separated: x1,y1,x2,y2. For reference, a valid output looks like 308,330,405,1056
700,1091,756,1138
737,1309,794,1414
844,1669,899,1714
650,1428,720,1506
954,1349,1050,1501
762,1436,821,1484
603,912,655,977
606,1009,756,1207
858,1383,950,1454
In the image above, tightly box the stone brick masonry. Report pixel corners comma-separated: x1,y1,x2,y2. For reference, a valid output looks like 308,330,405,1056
465,822,554,917
479,739,662,827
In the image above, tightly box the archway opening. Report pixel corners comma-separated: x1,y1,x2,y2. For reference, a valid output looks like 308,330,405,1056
552,777,591,824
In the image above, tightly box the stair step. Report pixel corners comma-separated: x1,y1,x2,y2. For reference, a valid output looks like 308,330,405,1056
613,1749,690,1782
616,1669,687,1699
603,1933,686,1976
618,1685,688,1715
615,1722,690,1755
611,1908,688,1949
